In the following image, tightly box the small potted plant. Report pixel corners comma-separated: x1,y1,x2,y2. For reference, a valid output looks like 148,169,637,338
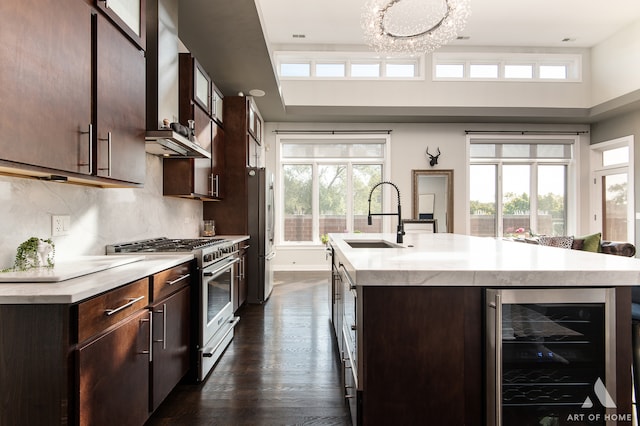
2,237,55,272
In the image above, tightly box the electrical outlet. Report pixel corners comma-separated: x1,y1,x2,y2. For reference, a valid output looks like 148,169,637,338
52,215,70,236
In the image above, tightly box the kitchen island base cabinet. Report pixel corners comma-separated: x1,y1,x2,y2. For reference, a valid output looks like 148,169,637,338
334,284,632,425
359,287,483,426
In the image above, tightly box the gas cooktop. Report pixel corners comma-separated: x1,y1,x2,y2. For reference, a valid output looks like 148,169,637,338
106,237,228,253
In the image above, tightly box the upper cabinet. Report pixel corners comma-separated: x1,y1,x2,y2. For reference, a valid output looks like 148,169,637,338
193,59,212,115
163,53,224,200
95,0,146,50
95,12,146,184
212,86,224,126
0,0,147,187
0,0,93,176
182,55,224,127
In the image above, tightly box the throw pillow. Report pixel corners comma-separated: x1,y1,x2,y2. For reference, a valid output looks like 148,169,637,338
538,235,574,249
575,232,602,253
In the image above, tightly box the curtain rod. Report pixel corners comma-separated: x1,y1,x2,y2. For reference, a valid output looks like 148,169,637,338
464,130,589,135
273,130,392,135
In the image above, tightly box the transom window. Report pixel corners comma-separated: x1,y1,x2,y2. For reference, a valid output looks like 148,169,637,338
434,52,582,82
276,52,421,79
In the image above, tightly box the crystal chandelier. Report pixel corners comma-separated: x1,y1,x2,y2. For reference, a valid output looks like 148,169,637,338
362,0,471,56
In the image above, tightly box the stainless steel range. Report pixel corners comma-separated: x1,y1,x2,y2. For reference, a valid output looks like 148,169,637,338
107,237,240,381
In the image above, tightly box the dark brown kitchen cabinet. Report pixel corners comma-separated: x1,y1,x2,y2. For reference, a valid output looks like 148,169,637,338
203,96,262,234
149,263,192,411
95,12,146,184
95,0,146,51
0,0,92,175
78,309,151,426
233,244,248,312
0,0,146,187
164,53,224,200
76,277,151,425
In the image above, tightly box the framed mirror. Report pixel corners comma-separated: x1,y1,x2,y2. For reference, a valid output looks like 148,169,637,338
412,169,454,233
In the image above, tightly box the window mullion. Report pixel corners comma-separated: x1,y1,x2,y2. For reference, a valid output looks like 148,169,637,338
312,163,320,244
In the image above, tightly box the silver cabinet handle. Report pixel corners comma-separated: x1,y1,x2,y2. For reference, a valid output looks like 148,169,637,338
98,131,112,177
139,312,152,362
104,295,145,316
209,174,220,197
167,274,190,286
152,303,167,350
79,124,93,174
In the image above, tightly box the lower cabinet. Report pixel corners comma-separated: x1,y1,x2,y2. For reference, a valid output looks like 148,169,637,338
0,261,194,425
77,309,151,426
150,285,191,411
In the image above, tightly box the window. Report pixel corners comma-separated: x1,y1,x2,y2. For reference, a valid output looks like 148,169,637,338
351,63,380,78
275,51,421,80
590,136,635,243
434,53,582,82
279,135,389,245
316,63,345,78
468,136,576,238
280,63,310,77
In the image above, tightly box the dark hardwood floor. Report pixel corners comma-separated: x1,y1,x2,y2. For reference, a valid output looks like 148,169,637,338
146,272,351,425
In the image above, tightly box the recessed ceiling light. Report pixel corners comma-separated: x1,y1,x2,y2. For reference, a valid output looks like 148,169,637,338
249,89,266,97
562,37,576,42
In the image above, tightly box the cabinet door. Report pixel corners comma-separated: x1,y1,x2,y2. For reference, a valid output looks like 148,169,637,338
0,0,92,175
211,123,225,199
96,13,146,184
150,286,191,411
192,107,213,196
78,309,151,426
193,60,212,115
95,0,145,50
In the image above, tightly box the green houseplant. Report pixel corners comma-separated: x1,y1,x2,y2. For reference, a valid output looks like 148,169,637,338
2,237,55,272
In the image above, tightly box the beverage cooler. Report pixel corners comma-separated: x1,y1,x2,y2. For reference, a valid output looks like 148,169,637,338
486,288,616,425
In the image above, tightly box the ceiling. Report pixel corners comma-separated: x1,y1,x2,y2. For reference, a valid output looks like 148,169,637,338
178,0,640,123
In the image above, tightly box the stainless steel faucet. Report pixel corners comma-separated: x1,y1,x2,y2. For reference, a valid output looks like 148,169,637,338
367,181,405,244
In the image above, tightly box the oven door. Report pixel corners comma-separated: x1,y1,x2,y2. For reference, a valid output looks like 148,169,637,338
199,256,240,381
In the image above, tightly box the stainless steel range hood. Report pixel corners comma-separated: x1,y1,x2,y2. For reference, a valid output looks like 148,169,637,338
145,130,211,158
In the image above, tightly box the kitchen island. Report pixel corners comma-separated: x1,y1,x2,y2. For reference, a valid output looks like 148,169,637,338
328,233,639,425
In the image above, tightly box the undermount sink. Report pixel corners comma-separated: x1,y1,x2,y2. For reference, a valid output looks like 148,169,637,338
345,240,403,249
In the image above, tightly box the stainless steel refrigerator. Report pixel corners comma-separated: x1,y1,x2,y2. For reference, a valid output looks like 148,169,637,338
247,167,275,303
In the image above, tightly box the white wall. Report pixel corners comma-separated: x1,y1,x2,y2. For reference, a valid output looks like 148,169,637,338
265,121,591,271
591,19,640,106
0,155,202,268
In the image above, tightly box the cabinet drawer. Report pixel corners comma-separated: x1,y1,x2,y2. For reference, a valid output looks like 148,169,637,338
152,262,192,301
77,278,149,342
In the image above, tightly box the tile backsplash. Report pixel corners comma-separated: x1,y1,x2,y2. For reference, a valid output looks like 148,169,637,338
0,155,202,268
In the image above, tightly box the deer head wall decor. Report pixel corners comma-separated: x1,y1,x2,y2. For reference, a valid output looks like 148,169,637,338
426,147,441,167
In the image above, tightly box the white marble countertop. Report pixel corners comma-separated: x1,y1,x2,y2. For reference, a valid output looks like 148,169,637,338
0,254,194,304
329,233,640,287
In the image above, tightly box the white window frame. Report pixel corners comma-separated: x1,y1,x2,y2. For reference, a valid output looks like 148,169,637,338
589,135,635,243
275,51,424,80
465,134,579,237
276,133,391,246
434,52,582,82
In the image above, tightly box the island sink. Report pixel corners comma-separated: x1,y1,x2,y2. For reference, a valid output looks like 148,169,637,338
345,240,402,249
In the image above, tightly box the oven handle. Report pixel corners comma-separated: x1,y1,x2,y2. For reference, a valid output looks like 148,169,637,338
203,257,240,277
202,316,241,358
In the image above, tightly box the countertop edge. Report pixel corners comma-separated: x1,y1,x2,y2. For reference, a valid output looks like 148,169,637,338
0,254,195,304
